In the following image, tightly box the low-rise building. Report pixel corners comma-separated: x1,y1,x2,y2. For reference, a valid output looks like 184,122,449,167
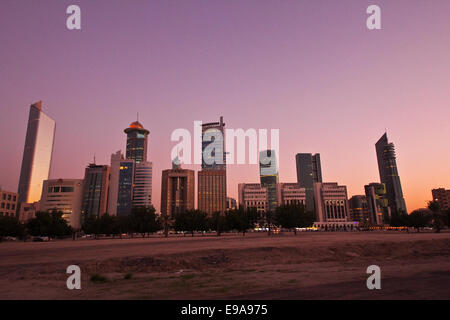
0,189,18,218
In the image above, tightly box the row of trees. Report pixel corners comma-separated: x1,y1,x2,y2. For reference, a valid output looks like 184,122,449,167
389,201,450,232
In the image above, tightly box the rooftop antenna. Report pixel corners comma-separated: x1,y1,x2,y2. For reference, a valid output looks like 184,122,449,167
137,112,139,122
93,153,96,165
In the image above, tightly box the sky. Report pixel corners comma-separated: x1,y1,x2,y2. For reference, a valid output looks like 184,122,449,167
1,0,449,213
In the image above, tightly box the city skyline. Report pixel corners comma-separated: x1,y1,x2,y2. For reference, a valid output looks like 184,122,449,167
1,1,450,213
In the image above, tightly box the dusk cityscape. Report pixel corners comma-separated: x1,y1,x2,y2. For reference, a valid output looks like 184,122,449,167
0,0,449,305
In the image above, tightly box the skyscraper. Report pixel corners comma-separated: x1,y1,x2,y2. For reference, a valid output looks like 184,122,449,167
295,153,322,213
18,101,56,204
365,183,390,225
133,161,153,208
375,133,407,214
124,121,149,164
81,164,110,218
161,159,195,218
259,150,279,212
198,117,227,215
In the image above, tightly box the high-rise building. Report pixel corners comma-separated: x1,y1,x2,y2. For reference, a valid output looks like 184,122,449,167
81,164,110,218
313,182,353,230
108,151,135,216
375,133,407,214
161,160,195,217
0,189,18,218
40,179,83,229
133,162,153,208
18,101,56,204
349,195,370,224
432,188,450,211
295,153,322,213
124,121,149,164
259,150,279,212
365,183,391,225
198,117,227,215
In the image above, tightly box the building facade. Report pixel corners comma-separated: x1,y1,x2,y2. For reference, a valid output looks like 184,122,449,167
132,161,153,208
432,188,450,211
198,116,227,215
375,133,407,214
18,101,56,204
124,121,149,164
313,182,354,230
349,195,370,224
365,183,391,225
161,163,195,217
226,197,237,210
0,189,18,218
296,153,322,213
81,164,110,218
40,179,83,229
18,202,40,222
276,183,306,207
238,183,268,214
259,150,279,212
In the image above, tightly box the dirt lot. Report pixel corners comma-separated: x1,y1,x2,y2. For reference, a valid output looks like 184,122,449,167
0,231,449,300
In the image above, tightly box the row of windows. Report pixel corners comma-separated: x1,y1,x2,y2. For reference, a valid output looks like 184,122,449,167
48,186,74,193
0,212,15,217
1,194,17,202
0,202,16,210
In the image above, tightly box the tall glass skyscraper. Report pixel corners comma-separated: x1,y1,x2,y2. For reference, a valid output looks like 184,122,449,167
259,150,279,212
124,121,149,164
375,133,407,214
18,101,56,204
295,153,322,213
81,164,110,218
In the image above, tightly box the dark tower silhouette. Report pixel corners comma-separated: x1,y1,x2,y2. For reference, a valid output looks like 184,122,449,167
375,133,407,214
124,121,149,164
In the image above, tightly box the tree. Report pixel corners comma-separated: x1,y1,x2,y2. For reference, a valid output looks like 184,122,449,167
173,210,208,237
26,211,72,238
0,216,26,240
389,209,408,227
209,211,227,236
275,204,315,235
428,201,445,233
130,206,162,237
407,209,432,232
226,208,258,236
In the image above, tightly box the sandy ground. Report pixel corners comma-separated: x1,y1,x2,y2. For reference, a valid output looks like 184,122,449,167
0,231,449,300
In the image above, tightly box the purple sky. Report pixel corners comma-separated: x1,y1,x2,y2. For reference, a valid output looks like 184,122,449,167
1,0,450,212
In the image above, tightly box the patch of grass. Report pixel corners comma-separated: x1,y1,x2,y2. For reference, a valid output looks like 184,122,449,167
124,273,133,280
90,274,108,283
180,274,196,280
286,279,297,284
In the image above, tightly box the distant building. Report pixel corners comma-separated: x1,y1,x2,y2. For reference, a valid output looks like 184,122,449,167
133,161,153,208
198,170,227,215
276,183,306,207
238,183,268,214
349,195,370,224
432,188,450,211
375,133,407,214
313,182,355,230
0,189,18,218
198,117,227,215
259,150,279,212
226,197,237,210
81,164,110,218
124,121,149,164
40,179,83,229
296,153,322,213
108,151,135,216
18,101,56,204
365,183,391,225
160,161,195,217
18,202,40,223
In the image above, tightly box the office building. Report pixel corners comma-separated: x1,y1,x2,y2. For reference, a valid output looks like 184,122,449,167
0,189,18,218
432,188,450,211
349,195,370,224
295,153,322,213
375,133,407,214
365,183,391,225
18,202,40,222
81,164,110,218
133,161,153,208
124,121,149,164
238,183,268,214
313,182,355,230
276,183,306,207
198,116,227,214
18,101,56,204
40,179,83,229
226,197,237,210
259,150,279,212
160,161,195,217
108,151,135,216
